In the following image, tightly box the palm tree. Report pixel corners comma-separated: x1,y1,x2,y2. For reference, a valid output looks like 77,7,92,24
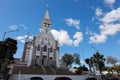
85,58,92,73
92,52,105,73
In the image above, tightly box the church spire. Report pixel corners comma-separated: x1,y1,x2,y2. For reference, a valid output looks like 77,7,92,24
42,7,51,29
44,8,50,20
43,7,51,23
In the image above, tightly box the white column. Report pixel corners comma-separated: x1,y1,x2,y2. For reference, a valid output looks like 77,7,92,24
56,51,60,68
27,46,33,67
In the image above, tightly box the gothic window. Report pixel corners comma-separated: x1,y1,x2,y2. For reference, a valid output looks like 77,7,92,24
50,47,52,52
37,44,40,51
43,45,47,51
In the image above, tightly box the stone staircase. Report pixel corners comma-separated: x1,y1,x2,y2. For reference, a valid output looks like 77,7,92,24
12,65,72,75
44,66,55,75
12,65,45,74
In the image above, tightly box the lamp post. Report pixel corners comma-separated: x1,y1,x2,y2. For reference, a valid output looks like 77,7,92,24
92,46,99,52
3,29,19,40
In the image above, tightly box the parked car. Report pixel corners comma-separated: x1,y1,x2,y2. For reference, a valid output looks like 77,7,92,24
104,77,120,80
29,77,44,80
85,78,97,80
54,77,72,80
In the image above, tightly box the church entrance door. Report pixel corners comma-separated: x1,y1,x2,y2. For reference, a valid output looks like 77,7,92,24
42,56,47,66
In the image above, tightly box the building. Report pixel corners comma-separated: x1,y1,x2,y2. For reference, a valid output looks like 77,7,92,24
21,8,60,68
11,8,72,76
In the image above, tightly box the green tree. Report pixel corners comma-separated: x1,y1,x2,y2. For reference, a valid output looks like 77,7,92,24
113,65,120,76
85,52,105,73
85,58,92,72
0,38,17,73
75,65,88,74
61,53,74,69
106,56,118,66
0,41,7,66
73,53,81,66
92,52,105,73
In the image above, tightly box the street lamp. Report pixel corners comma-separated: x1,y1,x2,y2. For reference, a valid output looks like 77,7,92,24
3,29,19,40
92,46,99,52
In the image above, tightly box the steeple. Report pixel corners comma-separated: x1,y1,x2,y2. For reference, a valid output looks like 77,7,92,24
42,8,51,25
44,8,50,20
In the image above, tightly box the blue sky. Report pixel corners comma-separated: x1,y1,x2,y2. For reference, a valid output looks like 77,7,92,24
0,0,120,65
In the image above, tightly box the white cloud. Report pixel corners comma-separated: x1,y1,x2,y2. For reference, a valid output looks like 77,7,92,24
73,32,83,46
65,18,80,30
95,8,103,16
19,24,28,30
89,7,120,44
104,0,115,5
104,0,115,8
16,35,33,43
89,33,107,44
9,25,18,30
86,27,94,35
100,24,120,36
9,24,28,31
51,29,83,46
16,35,26,43
100,8,120,24
51,29,73,46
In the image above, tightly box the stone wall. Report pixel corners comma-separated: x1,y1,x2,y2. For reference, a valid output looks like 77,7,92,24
9,74,88,80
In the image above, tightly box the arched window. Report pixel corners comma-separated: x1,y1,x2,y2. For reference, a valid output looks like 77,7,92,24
37,44,40,51
43,45,47,51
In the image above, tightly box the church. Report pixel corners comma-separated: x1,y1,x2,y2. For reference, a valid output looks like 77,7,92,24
3,8,86,80
21,8,60,68
11,8,72,75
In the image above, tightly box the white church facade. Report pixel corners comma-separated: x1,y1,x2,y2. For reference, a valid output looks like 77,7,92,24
9,8,74,77
21,8,60,68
